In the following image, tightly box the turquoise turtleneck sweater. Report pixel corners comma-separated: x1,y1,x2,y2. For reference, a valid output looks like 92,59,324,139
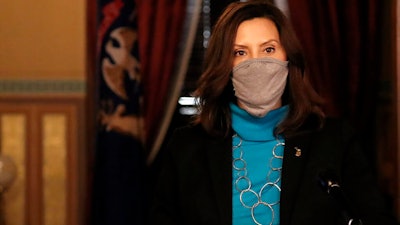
231,103,288,225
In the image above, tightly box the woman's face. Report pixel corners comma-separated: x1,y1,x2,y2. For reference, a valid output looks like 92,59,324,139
233,17,287,67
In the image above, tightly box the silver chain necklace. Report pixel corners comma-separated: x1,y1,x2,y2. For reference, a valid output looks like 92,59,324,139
232,134,285,225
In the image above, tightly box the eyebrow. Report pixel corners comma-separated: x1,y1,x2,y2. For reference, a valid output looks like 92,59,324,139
261,39,280,45
234,39,281,48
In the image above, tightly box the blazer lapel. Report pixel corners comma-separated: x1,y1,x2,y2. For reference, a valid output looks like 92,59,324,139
205,136,232,225
280,132,312,225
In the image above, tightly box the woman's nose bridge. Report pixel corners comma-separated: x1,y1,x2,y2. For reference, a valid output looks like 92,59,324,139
249,47,261,59
250,51,260,59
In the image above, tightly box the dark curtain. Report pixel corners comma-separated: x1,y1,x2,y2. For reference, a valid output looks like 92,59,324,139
91,0,187,224
92,0,146,224
287,1,400,215
287,0,382,166
136,0,187,153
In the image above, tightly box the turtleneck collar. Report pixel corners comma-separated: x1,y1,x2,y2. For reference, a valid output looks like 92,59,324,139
230,102,288,142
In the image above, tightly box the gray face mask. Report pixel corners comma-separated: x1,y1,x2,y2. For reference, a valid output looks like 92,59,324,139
232,57,289,117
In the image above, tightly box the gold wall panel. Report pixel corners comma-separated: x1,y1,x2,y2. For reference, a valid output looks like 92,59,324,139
0,97,85,225
42,114,67,225
1,114,26,225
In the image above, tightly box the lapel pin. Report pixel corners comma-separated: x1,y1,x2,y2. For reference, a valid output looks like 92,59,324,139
294,147,302,157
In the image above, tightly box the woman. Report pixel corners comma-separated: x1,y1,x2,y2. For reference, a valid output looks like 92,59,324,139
148,1,399,225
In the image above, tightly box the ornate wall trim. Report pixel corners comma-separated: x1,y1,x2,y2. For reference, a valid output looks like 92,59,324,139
0,79,85,94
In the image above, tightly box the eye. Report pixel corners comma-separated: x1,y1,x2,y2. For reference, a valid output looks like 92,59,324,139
234,50,246,56
265,47,275,53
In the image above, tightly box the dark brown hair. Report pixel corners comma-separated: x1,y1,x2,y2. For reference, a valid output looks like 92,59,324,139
193,0,325,137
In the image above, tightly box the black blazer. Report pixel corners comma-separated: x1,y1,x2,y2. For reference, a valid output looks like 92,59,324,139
148,118,398,225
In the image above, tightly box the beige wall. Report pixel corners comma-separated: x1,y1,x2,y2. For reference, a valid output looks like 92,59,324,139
0,0,86,79
0,1,88,224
